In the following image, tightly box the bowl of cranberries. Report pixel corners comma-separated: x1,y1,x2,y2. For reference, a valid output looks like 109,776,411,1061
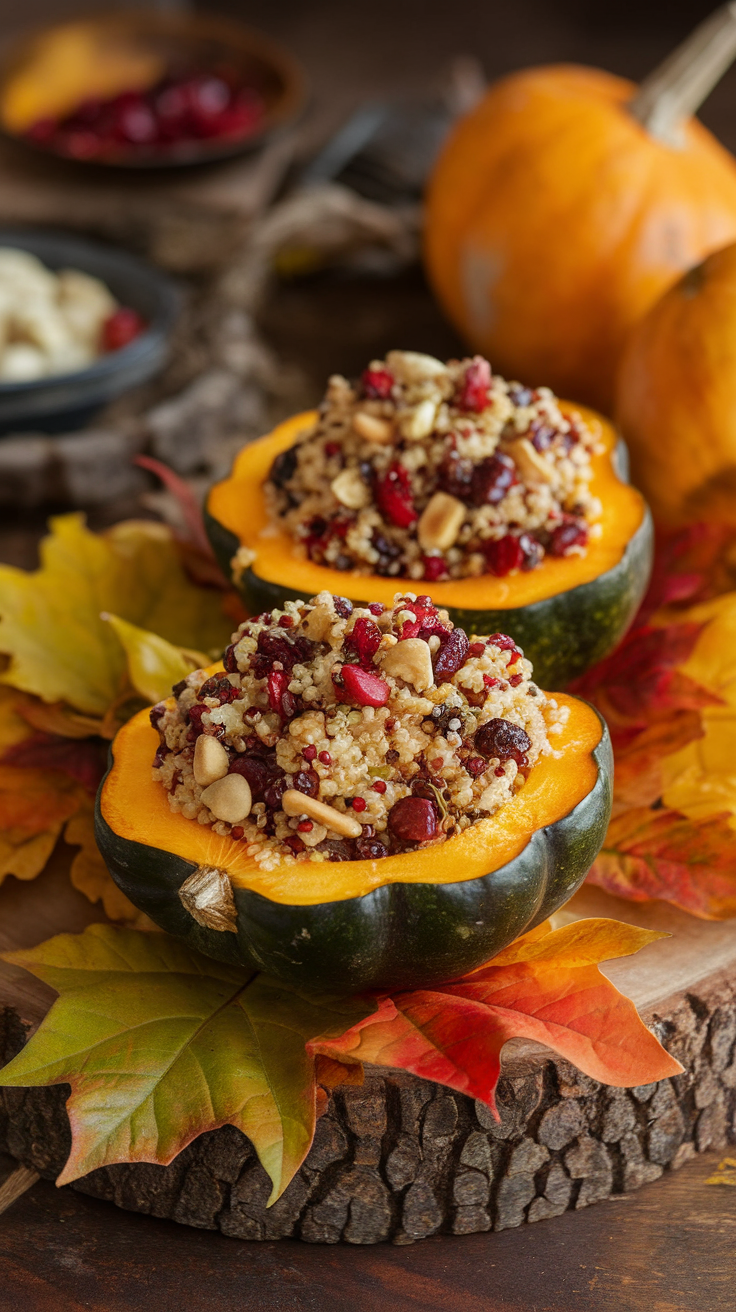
0,228,179,432
0,13,306,168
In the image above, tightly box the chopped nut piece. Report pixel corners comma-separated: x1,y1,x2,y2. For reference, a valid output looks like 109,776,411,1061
353,411,393,444
417,491,466,551
386,349,448,382
380,637,434,692
511,438,560,486
282,789,363,837
201,773,252,823
331,467,370,509
399,398,437,441
193,734,229,787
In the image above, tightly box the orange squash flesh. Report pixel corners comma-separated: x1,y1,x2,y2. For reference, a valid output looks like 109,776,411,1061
206,405,645,612
102,691,602,907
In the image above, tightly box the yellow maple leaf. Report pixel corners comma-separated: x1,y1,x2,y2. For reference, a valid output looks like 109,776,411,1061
0,514,232,717
661,592,736,828
102,613,208,706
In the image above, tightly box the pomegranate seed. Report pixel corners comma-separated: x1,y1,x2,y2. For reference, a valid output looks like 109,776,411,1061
372,779,387,793
457,356,492,411
483,675,500,688
336,664,390,707
231,826,244,839
472,453,517,507
549,519,589,556
388,796,438,843
385,718,397,730
102,307,146,352
318,750,332,765
433,627,470,681
495,767,506,777
302,745,317,762
422,554,447,581
280,615,294,628
475,719,531,766
344,616,382,665
325,442,340,457
375,463,417,529
466,757,486,776
483,534,524,576
362,367,394,399
509,673,523,687
297,820,314,833
488,633,516,650
267,670,291,717
350,797,367,812
468,642,486,658
368,603,384,616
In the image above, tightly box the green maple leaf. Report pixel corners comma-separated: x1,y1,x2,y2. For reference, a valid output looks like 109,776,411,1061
0,925,373,1201
0,515,231,716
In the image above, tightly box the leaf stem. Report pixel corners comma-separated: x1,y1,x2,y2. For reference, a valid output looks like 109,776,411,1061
629,2,736,147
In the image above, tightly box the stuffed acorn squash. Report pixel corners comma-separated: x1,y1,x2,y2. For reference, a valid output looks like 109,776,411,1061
205,352,652,689
96,590,613,992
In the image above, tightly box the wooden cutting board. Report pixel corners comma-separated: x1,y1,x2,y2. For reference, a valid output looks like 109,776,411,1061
1,846,735,1244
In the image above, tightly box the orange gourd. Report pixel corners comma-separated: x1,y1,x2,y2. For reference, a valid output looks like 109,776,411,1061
425,7,736,414
616,241,736,527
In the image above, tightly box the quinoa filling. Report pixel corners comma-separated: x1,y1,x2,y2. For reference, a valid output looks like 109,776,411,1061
151,592,568,869
265,350,603,583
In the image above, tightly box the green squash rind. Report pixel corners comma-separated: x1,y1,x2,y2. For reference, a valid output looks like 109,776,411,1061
95,709,613,993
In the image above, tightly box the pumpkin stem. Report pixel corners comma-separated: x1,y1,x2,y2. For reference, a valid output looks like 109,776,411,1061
629,2,736,147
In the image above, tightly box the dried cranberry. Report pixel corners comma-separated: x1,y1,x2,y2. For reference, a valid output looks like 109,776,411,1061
422,555,447,582
344,616,382,665
324,442,340,457
438,451,475,503
254,629,313,676
223,644,239,673
362,367,394,399
199,675,239,704
102,307,146,353
487,633,516,650
509,673,523,687
149,702,166,728
263,777,287,811
472,453,517,507
468,642,485,659
230,754,281,801
368,603,384,616
172,679,188,697
153,743,167,768
333,596,353,619
457,356,491,411
466,756,487,776
433,627,470,681
293,769,319,797
474,719,531,766
372,532,403,576
510,385,533,407
269,446,298,489
548,519,589,556
388,796,438,843
374,463,417,529
267,670,293,717
283,835,305,855
336,664,390,707
530,423,555,452
187,703,208,735
231,826,245,840
320,838,354,861
519,533,544,570
355,836,388,860
483,534,524,576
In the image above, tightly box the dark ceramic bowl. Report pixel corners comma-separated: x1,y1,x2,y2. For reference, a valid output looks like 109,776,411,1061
0,228,179,433
0,12,306,169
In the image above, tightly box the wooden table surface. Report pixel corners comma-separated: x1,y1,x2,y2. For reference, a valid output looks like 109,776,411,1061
0,1147,733,1312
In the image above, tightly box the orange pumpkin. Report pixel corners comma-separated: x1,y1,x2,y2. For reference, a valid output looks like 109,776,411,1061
616,241,736,527
425,10,736,414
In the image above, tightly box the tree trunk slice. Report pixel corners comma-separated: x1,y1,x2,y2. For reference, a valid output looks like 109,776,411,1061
1,854,735,1245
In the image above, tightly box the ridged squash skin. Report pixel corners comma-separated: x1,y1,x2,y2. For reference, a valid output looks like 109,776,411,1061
424,64,736,413
617,242,736,527
96,694,612,993
204,408,652,690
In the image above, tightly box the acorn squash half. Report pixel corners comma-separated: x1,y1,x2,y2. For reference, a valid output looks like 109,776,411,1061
95,689,612,993
205,406,653,689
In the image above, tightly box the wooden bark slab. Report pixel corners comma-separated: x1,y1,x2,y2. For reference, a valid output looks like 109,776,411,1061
1,847,735,1245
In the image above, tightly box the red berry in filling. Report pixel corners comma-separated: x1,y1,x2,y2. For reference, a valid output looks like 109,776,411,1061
368,603,384,616
372,779,387,793
487,633,516,650
495,767,506,777
336,664,390,707
509,673,523,687
362,367,394,399
433,627,470,681
267,670,293,717
344,616,382,665
472,453,517,507
483,674,500,688
548,518,589,556
422,554,447,581
351,796,367,812
483,534,524,576
468,642,486,658
388,796,438,843
318,750,332,765
231,826,245,839
457,356,491,411
474,718,531,766
302,744,317,762
297,820,313,833
374,463,417,529
102,307,146,352
466,757,486,776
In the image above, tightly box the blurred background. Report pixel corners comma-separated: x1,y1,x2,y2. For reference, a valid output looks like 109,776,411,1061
0,0,734,561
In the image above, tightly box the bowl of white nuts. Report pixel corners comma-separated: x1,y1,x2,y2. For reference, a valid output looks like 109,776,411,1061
0,228,179,431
